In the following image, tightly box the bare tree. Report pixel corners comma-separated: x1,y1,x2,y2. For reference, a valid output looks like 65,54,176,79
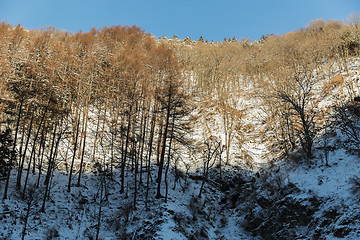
21,185,41,240
276,73,318,160
198,137,220,198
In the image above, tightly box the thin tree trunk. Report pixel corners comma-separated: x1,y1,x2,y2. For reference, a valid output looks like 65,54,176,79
139,109,148,185
120,104,126,167
99,100,108,146
165,117,175,203
22,108,48,196
41,121,58,212
17,124,26,187
198,143,219,198
68,111,81,192
32,105,48,174
17,112,34,189
145,105,157,209
110,105,119,178
92,104,102,162
156,95,171,199
136,108,144,184
47,121,63,199
121,113,131,194
110,98,120,178
36,123,47,188
133,142,138,210
156,120,163,166
77,107,88,187
4,99,23,199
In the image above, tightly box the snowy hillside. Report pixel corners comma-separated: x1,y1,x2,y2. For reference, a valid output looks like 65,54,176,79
2,21,360,240
1,60,360,240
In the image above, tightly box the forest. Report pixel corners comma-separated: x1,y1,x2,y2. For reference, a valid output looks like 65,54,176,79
1,18,360,239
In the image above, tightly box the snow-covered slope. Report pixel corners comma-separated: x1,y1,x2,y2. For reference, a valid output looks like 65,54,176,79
2,59,360,240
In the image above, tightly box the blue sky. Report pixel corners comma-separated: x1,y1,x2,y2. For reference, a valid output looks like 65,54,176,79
0,0,359,41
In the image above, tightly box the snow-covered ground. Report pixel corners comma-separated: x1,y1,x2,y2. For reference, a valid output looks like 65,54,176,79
2,59,360,239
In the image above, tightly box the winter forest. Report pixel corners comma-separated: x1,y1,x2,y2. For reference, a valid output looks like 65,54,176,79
1,19,360,239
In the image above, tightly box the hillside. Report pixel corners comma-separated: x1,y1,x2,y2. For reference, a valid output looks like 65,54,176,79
1,20,360,239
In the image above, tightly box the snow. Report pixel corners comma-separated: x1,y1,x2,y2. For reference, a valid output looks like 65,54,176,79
2,56,360,239
289,149,354,200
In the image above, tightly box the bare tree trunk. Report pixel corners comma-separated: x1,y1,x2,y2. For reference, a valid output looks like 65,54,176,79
120,104,126,168
22,108,48,197
199,140,220,198
77,106,88,187
36,123,47,188
92,104,102,162
165,117,175,203
41,121,58,212
137,104,147,186
17,112,34,189
17,124,26,186
109,104,119,178
99,100,108,147
156,96,171,199
68,111,81,192
156,120,163,166
121,113,131,194
139,113,147,185
145,105,157,209
32,105,48,174
47,129,62,199
133,141,138,210
4,99,23,199
41,118,64,211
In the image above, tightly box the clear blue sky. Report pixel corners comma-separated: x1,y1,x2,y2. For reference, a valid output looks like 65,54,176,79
0,0,359,41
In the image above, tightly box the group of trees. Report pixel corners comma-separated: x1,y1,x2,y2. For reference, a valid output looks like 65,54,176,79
0,23,191,214
255,19,360,159
1,17,360,219
174,18,360,162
